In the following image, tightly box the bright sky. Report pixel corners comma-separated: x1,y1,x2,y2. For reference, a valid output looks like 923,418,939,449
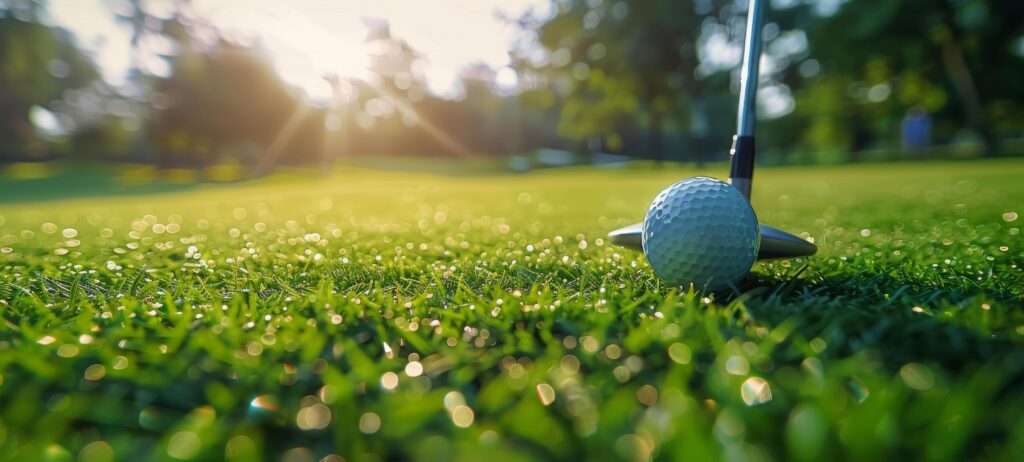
46,0,551,100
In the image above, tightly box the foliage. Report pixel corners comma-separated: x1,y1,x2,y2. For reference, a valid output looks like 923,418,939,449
780,0,1024,156
0,8,98,161
526,0,1024,161
525,0,725,160
150,39,324,168
0,160,1022,460
4,1,1024,167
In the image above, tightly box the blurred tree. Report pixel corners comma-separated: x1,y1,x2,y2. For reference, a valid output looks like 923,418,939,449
522,1,769,163
527,0,701,161
114,0,192,80
0,1,99,161
116,3,327,171
795,0,1024,156
359,20,434,155
523,0,1024,163
114,0,149,79
347,21,558,159
151,38,322,169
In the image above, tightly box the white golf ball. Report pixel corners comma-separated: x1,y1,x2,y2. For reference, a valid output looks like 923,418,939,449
642,176,760,290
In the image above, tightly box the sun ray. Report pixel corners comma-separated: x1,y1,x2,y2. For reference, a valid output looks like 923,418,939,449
361,81,473,158
255,104,311,174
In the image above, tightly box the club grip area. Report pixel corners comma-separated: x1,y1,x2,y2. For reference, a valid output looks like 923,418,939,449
729,135,755,199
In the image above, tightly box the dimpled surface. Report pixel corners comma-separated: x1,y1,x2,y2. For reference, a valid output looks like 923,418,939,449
642,176,760,290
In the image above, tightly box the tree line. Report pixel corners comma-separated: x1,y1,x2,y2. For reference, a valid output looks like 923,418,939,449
1,0,1022,169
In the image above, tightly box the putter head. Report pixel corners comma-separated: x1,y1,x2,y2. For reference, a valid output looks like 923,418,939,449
607,222,816,260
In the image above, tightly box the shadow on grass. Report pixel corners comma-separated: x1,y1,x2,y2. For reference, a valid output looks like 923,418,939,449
0,164,205,205
740,268,1024,372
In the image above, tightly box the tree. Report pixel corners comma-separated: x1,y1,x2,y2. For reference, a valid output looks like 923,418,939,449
520,1,775,162
150,39,321,168
797,0,1024,155
0,3,98,161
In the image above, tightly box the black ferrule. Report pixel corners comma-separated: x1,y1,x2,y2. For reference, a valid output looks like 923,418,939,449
729,135,755,180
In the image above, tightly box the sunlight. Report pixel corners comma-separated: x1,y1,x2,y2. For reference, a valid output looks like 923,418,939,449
364,80,473,158
49,0,549,100
189,0,548,101
255,103,313,173
198,2,371,102
260,10,370,101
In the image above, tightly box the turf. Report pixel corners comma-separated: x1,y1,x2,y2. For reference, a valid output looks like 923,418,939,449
0,159,1022,461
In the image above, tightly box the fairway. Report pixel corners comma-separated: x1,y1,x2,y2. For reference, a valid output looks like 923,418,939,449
1,160,1023,461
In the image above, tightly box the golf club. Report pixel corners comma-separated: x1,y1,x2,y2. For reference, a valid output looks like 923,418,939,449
608,0,816,260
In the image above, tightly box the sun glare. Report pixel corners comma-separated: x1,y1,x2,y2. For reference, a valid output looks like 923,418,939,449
48,0,549,101
187,0,547,102
198,2,371,102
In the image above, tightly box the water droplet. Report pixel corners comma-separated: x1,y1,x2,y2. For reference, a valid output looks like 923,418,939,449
536,383,556,406
167,431,201,459
405,361,423,377
668,343,691,364
359,412,381,434
84,364,106,381
381,372,399,390
296,403,332,430
741,377,772,406
450,405,474,427
899,363,935,391
725,356,750,375
249,395,279,411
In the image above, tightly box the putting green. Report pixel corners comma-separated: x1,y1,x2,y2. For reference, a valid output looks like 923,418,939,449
0,159,1022,461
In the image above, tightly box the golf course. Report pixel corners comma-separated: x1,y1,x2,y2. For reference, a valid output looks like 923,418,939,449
1,159,1022,461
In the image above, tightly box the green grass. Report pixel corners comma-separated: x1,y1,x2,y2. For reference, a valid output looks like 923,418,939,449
1,159,1023,461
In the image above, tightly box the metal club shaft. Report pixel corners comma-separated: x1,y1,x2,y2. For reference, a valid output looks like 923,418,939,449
606,0,816,260
728,0,766,200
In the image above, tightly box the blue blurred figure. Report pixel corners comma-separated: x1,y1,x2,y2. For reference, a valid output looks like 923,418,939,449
901,106,932,154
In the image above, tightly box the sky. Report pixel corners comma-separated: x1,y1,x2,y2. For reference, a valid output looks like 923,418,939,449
46,0,552,100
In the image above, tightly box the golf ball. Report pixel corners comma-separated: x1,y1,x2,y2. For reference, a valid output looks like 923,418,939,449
642,176,760,290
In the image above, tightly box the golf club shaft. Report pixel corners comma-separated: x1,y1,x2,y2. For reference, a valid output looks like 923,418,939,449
729,0,765,200
609,0,816,260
